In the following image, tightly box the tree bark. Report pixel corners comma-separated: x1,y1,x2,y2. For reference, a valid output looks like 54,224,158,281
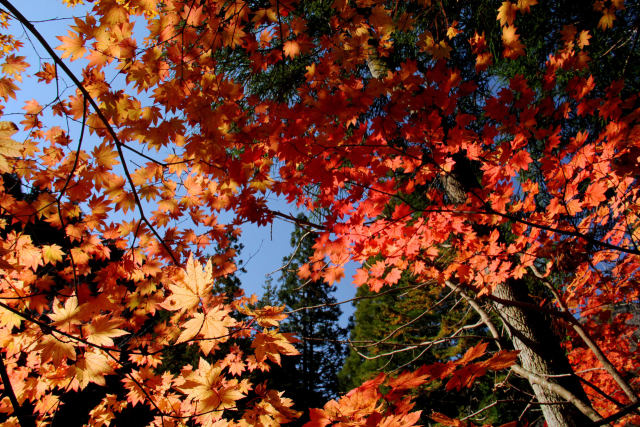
492,280,595,426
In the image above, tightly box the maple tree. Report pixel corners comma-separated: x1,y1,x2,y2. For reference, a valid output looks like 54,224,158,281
0,0,638,426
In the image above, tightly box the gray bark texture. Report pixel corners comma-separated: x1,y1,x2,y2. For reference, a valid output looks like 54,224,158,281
492,281,594,426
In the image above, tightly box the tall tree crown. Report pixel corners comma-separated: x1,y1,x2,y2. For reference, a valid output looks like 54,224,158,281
0,0,638,425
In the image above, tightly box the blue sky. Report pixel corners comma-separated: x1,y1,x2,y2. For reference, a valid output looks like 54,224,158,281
3,0,358,324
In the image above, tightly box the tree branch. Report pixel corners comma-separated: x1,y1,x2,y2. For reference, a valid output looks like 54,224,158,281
0,352,35,427
530,265,640,407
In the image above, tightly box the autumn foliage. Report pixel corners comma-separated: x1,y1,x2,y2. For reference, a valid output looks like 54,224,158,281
0,0,638,425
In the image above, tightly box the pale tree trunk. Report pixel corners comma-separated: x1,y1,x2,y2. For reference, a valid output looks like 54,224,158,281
365,51,599,425
492,281,594,426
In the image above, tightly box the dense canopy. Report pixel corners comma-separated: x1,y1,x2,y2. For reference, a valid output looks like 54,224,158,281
0,0,638,425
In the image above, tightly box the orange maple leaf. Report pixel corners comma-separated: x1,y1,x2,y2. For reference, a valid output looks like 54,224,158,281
56,30,87,61
283,40,301,58
0,121,21,172
35,334,76,365
0,77,18,101
35,62,57,83
1,55,28,81
252,329,300,366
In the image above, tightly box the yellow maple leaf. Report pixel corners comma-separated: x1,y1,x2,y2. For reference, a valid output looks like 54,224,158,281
516,0,538,13
502,25,525,59
0,304,22,329
497,1,517,26
249,176,274,192
0,121,21,173
447,21,461,39
93,142,120,168
578,30,591,48
252,305,287,328
162,254,213,311
1,55,28,81
85,315,128,347
598,8,616,30
42,244,64,265
35,334,76,365
175,307,234,353
178,358,246,413
49,297,82,331
76,350,114,388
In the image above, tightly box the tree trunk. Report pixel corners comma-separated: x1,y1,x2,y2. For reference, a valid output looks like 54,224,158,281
492,280,594,426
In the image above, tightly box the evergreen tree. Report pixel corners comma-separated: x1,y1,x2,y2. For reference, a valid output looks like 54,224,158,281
262,218,347,424
339,270,534,423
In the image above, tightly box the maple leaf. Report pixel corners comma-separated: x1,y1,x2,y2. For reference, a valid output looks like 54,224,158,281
511,149,532,171
446,21,461,39
221,346,246,376
252,305,287,328
353,268,369,286
35,334,76,365
430,411,465,426
85,315,128,347
446,363,488,391
516,0,538,13
482,350,520,370
93,142,120,168
583,181,608,208
0,77,18,101
598,8,616,30
49,297,82,331
56,30,86,61
283,40,301,58
178,358,246,413
244,388,302,425
1,55,28,81
19,244,43,272
497,1,517,26
161,254,213,311
385,267,402,285
459,341,488,364
387,369,430,391
252,329,300,365
323,265,345,285
175,307,233,355
0,121,21,172
577,30,591,49
76,350,114,388
42,244,64,265
502,25,525,58
0,304,22,329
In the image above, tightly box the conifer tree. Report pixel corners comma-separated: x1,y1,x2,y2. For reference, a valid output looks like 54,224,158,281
262,218,347,424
